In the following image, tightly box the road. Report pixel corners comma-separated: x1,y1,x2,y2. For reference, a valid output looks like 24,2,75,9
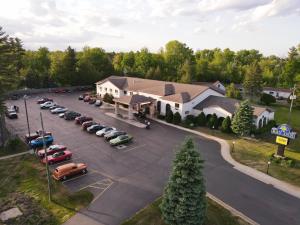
6,93,300,225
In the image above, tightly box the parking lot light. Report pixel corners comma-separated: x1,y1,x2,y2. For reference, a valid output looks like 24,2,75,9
23,95,30,136
232,141,235,153
267,161,271,174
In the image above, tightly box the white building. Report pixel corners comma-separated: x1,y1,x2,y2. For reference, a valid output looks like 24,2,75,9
96,76,274,128
263,87,291,99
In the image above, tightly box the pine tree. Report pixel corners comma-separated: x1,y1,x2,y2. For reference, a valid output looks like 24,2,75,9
243,63,263,100
231,100,254,136
160,137,207,225
165,110,173,123
173,112,181,125
196,112,206,126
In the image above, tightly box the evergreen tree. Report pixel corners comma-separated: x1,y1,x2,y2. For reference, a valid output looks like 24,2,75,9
221,116,231,133
196,112,206,126
231,100,254,136
207,113,217,129
243,63,263,100
226,83,242,100
160,137,206,225
173,112,181,125
165,110,173,123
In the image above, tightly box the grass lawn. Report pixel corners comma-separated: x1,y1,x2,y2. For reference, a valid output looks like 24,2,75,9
0,154,93,225
0,138,29,157
121,197,249,225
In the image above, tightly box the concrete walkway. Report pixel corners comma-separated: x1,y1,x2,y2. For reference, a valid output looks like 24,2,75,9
105,112,147,128
0,150,32,160
152,118,300,200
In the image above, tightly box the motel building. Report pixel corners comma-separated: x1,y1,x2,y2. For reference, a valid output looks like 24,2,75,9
96,76,274,128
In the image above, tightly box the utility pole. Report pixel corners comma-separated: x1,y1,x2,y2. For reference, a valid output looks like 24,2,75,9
40,112,52,202
288,84,297,125
24,95,31,135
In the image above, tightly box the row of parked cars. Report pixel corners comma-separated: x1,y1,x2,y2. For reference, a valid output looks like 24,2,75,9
78,93,102,106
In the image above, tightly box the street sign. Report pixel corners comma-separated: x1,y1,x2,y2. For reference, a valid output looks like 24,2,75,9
276,136,289,145
271,124,297,139
290,95,296,100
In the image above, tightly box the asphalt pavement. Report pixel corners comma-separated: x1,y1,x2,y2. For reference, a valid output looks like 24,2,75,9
5,93,300,225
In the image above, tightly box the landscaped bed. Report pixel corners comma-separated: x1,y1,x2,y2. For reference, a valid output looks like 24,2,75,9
121,198,249,225
0,154,93,225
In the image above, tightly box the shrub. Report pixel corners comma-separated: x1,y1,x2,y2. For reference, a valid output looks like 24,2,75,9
196,112,206,126
207,114,218,129
173,112,182,125
185,115,196,127
5,138,24,152
221,116,232,133
103,93,114,104
205,114,212,123
260,93,276,106
165,110,174,123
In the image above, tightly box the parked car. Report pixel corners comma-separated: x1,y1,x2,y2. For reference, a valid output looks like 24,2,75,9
49,105,63,110
89,98,96,104
25,131,52,143
52,162,87,181
75,116,93,125
82,121,97,130
5,109,18,119
109,134,133,146
64,111,81,120
83,96,90,102
78,95,84,100
58,113,65,118
30,135,54,148
96,127,116,137
104,131,126,141
95,100,102,107
37,97,53,104
51,107,68,114
40,101,56,109
42,150,72,164
37,144,67,158
87,124,105,133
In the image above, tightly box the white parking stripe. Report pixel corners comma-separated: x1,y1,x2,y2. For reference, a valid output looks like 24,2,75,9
122,144,146,153
62,171,95,184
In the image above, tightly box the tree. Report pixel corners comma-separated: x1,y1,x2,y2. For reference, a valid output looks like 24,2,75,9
226,83,242,100
243,63,263,100
207,113,218,129
260,93,276,106
221,116,231,133
180,60,194,83
160,137,206,225
103,93,114,104
165,110,173,123
231,100,254,136
173,112,181,125
196,112,206,126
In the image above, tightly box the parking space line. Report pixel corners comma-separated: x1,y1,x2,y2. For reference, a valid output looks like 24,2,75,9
122,144,146,153
79,178,113,191
91,181,114,204
89,169,115,180
88,185,105,189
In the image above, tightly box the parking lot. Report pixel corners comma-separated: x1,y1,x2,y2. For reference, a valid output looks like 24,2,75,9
6,92,300,225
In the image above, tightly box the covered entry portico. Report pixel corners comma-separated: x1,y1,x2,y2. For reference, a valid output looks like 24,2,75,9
113,94,155,120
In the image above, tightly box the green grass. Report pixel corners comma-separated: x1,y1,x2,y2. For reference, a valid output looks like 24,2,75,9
122,198,249,225
0,155,93,225
0,138,28,157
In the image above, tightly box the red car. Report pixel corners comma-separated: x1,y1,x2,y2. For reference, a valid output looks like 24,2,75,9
37,98,53,104
42,150,72,164
75,116,93,125
83,96,90,102
37,145,67,158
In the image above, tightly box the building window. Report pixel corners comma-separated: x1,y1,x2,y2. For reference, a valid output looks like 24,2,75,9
99,87,102,91
124,90,127,95
269,91,274,95
105,88,107,92
185,111,189,115
109,88,112,93
175,103,179,109
115,89,118,94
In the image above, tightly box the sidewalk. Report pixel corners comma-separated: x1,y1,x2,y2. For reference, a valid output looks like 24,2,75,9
152,118,300,200
0,150,32,160
105,112,147,128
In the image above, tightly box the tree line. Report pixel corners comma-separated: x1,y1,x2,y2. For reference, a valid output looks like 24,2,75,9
1,26,300,93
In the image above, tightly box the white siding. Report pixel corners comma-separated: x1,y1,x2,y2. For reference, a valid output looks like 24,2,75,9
262,90,291,99
255,111,275,128
202,106,232,118
96,81,122,98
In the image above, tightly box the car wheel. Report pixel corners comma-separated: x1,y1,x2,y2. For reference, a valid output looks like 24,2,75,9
66,156,71,160
82,169,87,174
49,161,53,165
62,176,67,181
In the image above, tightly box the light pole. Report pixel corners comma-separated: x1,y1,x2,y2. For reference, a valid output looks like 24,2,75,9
267,161,271,174
232,141,235,153
40,112,52,202
288,84,296,125
23,95,31,136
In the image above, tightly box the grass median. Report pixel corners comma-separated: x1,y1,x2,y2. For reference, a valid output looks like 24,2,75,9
121,198,249,225
0,154,93,225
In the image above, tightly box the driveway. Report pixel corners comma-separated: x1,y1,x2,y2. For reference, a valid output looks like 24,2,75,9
6,93,300,225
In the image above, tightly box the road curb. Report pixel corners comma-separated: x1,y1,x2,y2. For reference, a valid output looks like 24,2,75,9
0,150,32,160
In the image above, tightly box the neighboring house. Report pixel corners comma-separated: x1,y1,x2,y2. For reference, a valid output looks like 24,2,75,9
262,87,291,99
193,96,274,128
96,76,274,128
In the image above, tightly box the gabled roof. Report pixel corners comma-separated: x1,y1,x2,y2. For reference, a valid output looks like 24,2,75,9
114,94,154,105
97,76,225,103
194,96,273,117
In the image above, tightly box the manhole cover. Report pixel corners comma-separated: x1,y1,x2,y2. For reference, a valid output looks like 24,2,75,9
116,145,127,150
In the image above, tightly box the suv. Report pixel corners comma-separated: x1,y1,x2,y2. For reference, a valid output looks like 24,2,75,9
52,163,87,181
75,116,93,125
64,111,81,120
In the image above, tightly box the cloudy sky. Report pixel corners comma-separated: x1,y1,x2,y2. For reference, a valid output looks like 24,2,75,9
1,0,300,56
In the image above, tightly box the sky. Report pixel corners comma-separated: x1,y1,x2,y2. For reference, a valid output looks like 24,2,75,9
1,0,300,56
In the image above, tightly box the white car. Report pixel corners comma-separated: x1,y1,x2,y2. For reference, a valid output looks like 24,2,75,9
51,107,68,114
58,113,65,118
40,101,56,109
96,127,116,137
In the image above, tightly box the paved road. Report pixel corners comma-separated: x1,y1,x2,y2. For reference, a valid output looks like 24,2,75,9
6,93,300,225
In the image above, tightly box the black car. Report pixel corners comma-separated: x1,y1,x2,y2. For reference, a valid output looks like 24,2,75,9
87,124,106,133
64,111,81,120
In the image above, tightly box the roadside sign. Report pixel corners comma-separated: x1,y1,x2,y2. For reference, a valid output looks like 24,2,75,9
276,136,289,145
290,95,296,100
271,124,297,139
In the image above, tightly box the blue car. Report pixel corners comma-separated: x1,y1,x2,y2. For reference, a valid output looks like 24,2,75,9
30,135,54,148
